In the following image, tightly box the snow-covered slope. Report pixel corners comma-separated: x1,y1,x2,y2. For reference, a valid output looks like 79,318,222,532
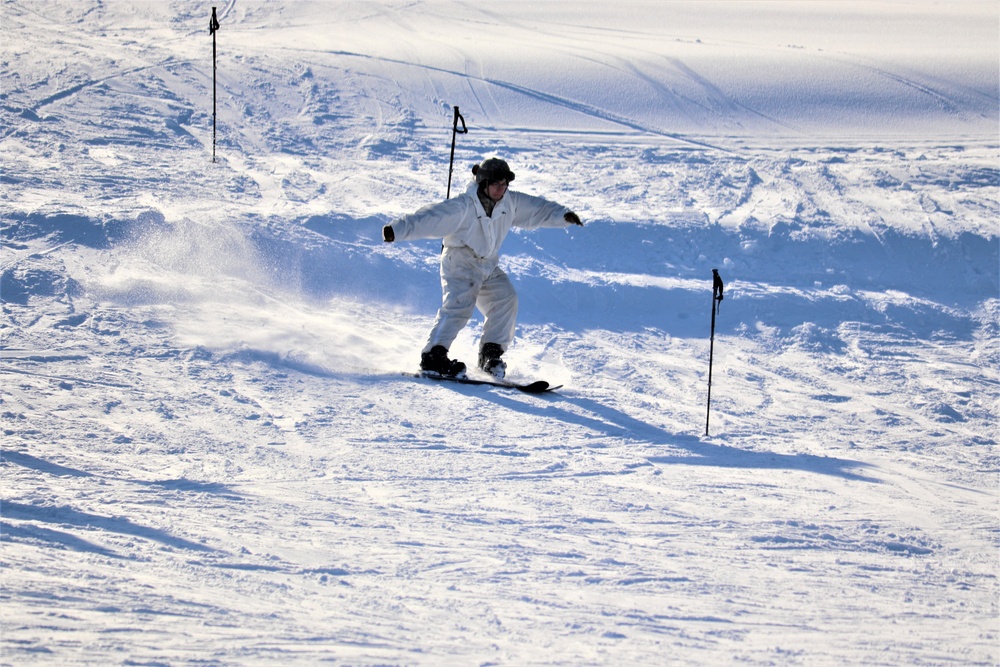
2,2,998,665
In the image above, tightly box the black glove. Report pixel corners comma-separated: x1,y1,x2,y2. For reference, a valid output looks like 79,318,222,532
564,211,582,226
382,225,395,243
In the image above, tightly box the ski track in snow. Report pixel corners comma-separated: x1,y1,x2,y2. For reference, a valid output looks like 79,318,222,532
1,1,998,665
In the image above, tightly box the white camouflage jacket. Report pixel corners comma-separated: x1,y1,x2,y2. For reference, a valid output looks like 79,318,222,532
391,181,571,260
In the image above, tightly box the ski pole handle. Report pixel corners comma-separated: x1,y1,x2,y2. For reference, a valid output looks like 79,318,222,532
446,105,467,199
712,268,724,313
453,106,467,135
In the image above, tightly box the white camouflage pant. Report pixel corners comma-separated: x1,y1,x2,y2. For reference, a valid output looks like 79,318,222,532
423,246,518,354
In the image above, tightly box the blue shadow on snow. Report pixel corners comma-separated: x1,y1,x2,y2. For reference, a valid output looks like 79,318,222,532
455,388,879,483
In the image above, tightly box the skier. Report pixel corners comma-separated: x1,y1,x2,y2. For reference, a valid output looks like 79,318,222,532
383,157,583,379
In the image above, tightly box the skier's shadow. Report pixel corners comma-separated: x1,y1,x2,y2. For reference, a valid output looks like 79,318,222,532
471,389,878,483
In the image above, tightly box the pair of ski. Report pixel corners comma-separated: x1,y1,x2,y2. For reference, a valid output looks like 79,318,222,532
413,371,560,394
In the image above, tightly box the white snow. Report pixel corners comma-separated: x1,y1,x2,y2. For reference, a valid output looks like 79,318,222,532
1,1,998,665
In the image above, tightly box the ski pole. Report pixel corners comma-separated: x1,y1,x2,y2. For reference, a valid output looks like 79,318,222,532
210,7,221,163
705,268,725,436
446,105,467,198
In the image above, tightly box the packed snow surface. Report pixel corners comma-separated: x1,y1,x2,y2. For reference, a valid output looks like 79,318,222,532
2,1,998,665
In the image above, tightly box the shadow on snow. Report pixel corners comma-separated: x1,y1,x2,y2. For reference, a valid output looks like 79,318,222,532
435,386,879,483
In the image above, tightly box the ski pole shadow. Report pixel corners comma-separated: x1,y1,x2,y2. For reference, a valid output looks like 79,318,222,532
472,389,879,483
2,501,220,555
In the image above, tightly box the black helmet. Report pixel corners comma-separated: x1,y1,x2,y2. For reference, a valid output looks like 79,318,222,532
472,158,515,185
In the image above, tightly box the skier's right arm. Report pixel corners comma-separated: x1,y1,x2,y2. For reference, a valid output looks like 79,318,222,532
385,197,470,243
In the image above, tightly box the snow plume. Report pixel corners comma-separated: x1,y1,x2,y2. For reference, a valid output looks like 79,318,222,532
87,209,418,375
92,210,270,305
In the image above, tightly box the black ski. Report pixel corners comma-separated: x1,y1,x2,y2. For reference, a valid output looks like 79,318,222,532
414,372,560,394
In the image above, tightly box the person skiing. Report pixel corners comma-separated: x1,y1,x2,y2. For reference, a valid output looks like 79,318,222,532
383,157,583,379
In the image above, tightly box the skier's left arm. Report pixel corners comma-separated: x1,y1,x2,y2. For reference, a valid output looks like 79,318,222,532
509,191,583,230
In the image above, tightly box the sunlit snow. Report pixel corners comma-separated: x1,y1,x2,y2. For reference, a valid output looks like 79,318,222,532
2,2,997,665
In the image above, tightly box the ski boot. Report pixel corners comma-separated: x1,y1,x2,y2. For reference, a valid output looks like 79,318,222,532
420,345,467,378
478,342,507,380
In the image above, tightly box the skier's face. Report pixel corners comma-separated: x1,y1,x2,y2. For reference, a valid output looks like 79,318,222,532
487,180,508,202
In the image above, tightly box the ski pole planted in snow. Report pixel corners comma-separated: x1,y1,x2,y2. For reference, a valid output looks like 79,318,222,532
209,7,221,163
446,106,468,199
705,268,725,436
